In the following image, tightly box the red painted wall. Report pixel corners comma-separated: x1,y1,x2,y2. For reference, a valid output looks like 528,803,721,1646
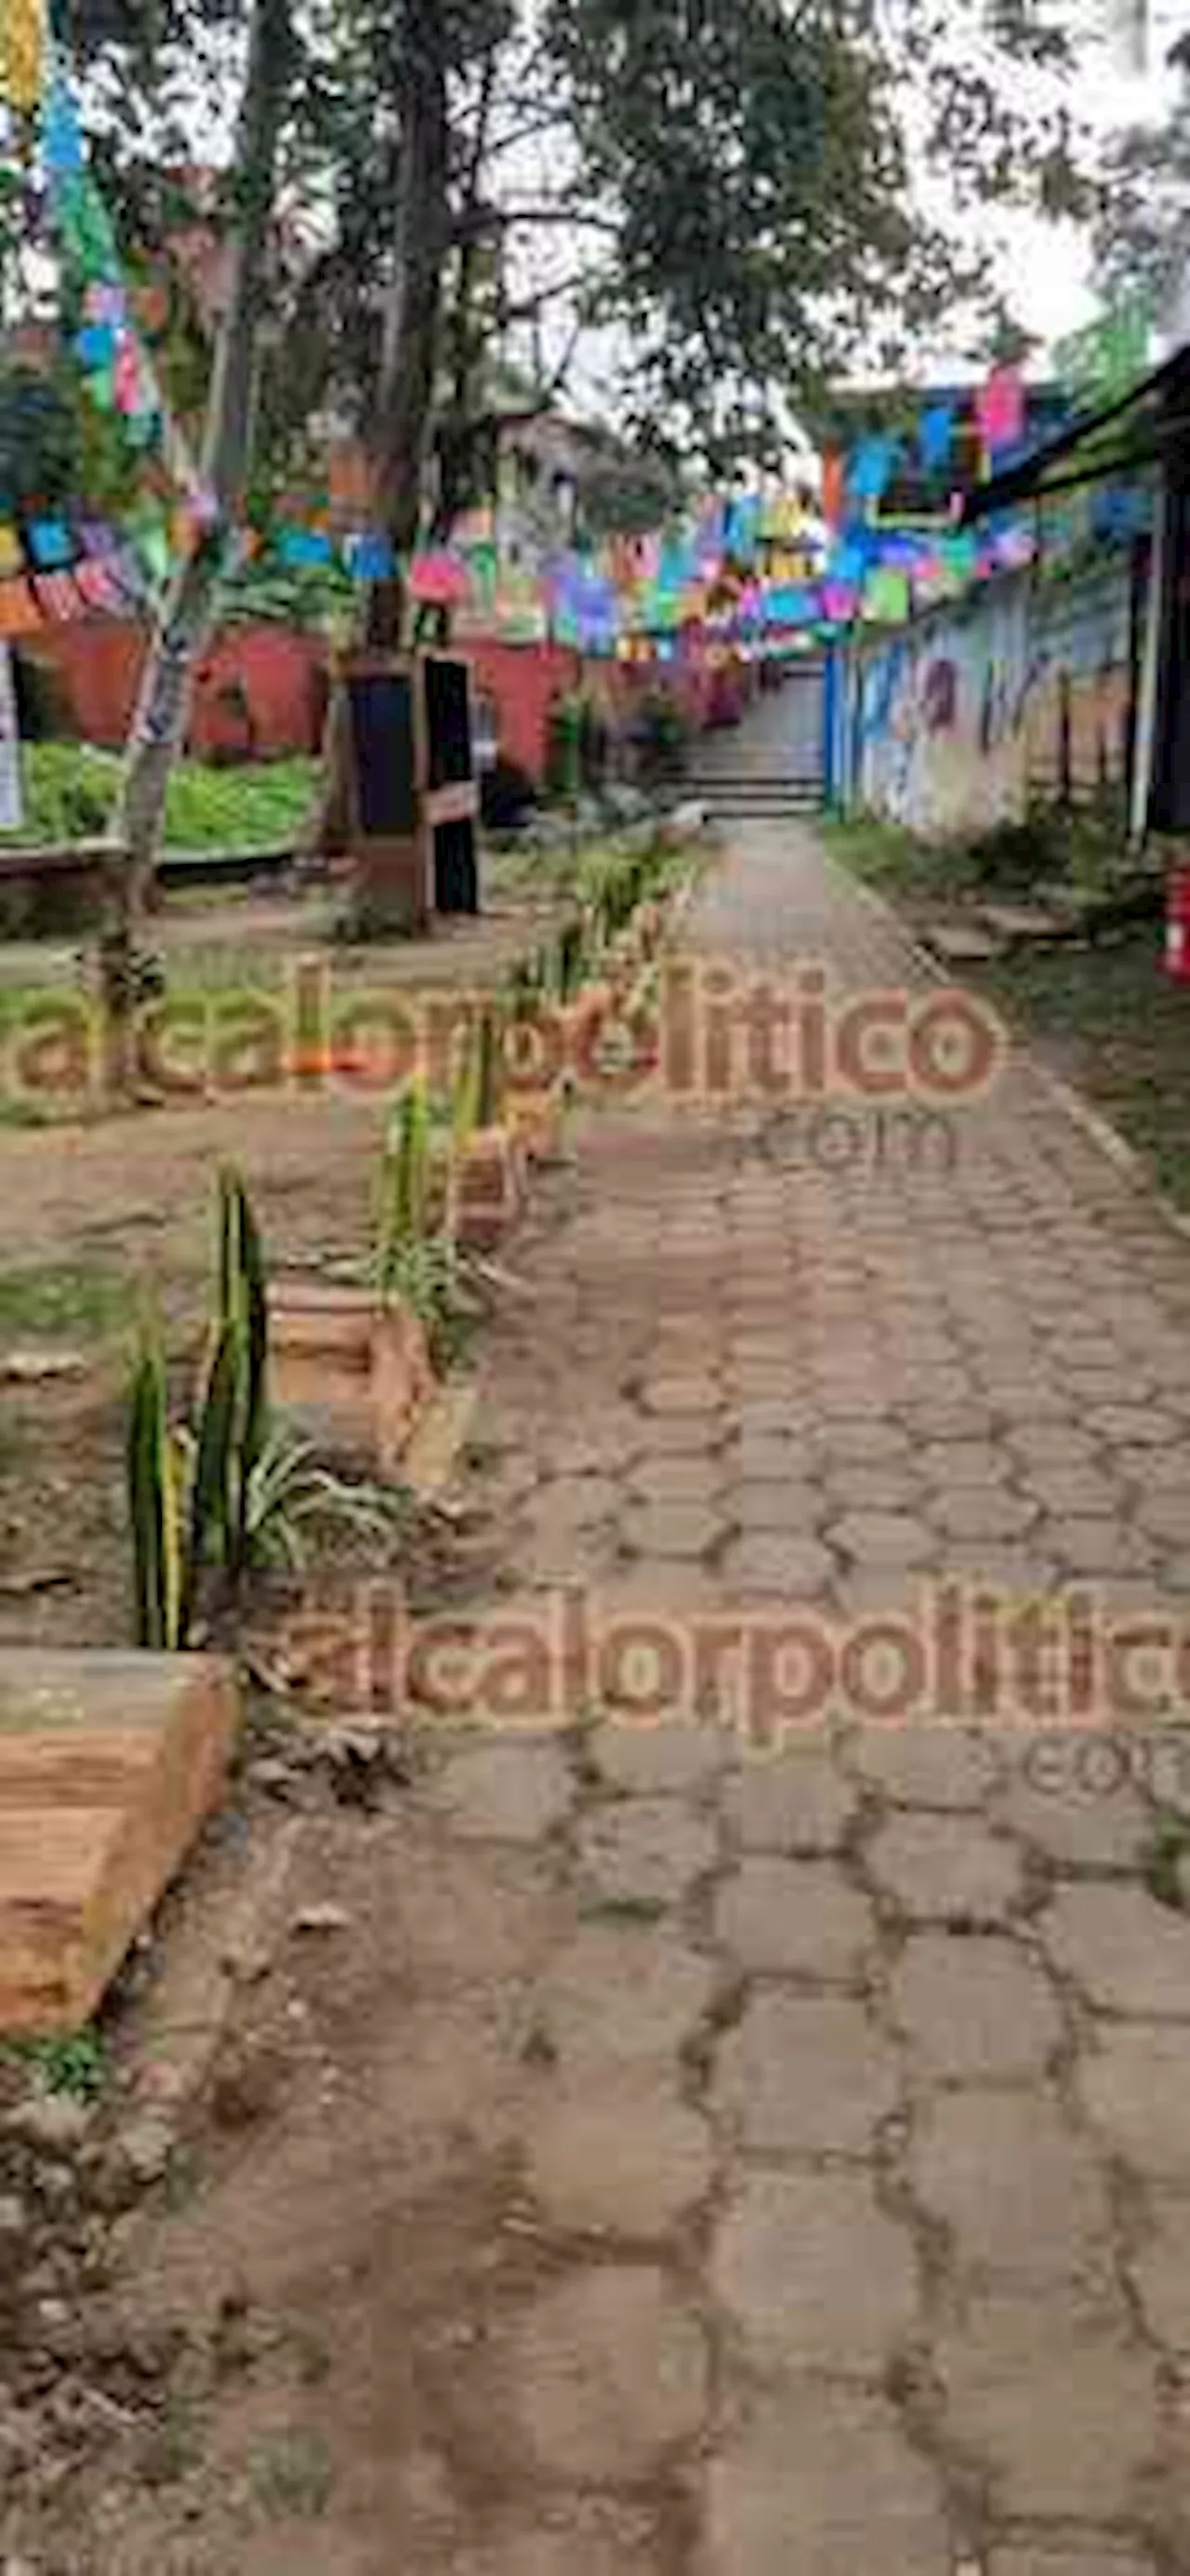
20,617,752,779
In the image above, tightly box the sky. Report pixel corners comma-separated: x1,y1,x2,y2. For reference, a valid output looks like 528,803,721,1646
551,0,1190,422
995,0,1190,351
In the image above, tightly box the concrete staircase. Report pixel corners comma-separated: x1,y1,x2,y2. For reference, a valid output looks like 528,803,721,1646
685,766,825,820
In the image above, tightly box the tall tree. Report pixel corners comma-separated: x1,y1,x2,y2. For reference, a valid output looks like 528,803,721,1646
1094,36,1190,344
106,0,297,1019
29,0,1093,903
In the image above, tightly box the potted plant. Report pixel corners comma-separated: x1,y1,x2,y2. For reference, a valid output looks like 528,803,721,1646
137,1168,406,1646
271,1088,437,1473
502,949,566,1164
450,1003,527,1250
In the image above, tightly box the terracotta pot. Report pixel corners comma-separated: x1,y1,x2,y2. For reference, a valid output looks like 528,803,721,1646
453,1125,527,1250
270,1278,434,1473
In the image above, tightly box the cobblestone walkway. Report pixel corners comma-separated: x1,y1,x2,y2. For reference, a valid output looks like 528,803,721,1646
421,809,1190,2575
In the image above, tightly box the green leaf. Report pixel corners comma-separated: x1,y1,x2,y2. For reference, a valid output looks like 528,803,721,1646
181,1319,242,1635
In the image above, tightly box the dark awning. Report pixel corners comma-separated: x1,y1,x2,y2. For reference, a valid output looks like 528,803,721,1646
960,342,1190,523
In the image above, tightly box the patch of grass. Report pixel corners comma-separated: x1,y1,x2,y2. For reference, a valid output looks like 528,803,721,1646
821,813,973,899
7,2026,107,2099
162,756,316,853
0,744,316,854
138,2391,200,2489
1142,1818,1190,1912
247,2429,335,2520
976,926,1190,1207
823,803,1129,908
0,1258,127,1340
828,814,1190,1212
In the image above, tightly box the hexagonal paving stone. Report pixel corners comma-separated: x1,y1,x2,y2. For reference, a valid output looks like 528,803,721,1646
907,2087,1114,2282
1017,1468,1125,1518
639,1377,724,1419
1115,1446,1190,1491
867,1811,1024,1922
718,1535,837,1600
425,1740,575,1842
1134,1488,1190,1546
827,1510,937,1569
704,2390,951,2576
588,1718,729,1796
935,2288,1159,2521
715,1858,874,1980
727,1435,810,1485
576,1798,718,1910
1042,1884,1190,2018
1004,1424,1101,1468
996,1755,1154,1869
1087,1404,1183,1448
988,2552,1156,2576
713,1990,901,2154
712,2167,918,2372
721,1481,826,1537
888,1934,1063,2080
628,1454,727,1508
901,1401,999,1443
622,1499,724,1561
821,1463,924,1513
531,1921,715,2077
917,1441,1016,1489
725,1746,857,1853
927,1488,1040,1543
1050,1508,1161,1573
849,1723,1004,1808
639,1414,726,1458
816,1421,913,1465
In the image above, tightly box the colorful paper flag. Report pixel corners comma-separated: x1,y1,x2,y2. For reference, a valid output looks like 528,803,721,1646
976,365,1025,457
864,567,910,624
343,532,395,580
918,405,955,473
0,578,41,635
27,520,73,569
848,437,898,504
33,570,83,620
0,0,45,112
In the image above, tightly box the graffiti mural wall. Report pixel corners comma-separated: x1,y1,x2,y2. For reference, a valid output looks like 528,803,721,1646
842,549,1136,840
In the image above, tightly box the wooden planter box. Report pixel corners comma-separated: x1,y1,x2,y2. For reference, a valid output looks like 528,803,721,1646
270,1279,434,1474
0,1650,239,2036
452,1126,527,1251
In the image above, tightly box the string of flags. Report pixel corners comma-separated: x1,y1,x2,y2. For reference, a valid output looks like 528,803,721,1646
0,463,1153,647
0,8,1157,654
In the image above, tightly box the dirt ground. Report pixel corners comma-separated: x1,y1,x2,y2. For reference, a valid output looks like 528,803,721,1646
0,852,581,1658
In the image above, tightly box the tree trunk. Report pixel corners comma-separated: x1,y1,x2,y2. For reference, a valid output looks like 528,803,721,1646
312,0,450,856
105,0,294,1037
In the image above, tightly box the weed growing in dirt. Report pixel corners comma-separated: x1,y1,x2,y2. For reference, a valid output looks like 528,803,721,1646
247,2429,335,2519
6,2025,107,2098
1141,1819,1190,1913
0,1258,126,1339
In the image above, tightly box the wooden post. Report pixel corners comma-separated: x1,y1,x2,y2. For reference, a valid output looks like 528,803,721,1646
337,648,431,934
1130,474,1167,849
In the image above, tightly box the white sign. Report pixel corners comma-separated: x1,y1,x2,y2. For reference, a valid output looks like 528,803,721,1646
0,645,22,834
